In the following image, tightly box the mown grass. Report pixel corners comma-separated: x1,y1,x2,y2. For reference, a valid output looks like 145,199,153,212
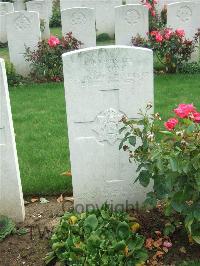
9,82,71,196
8,74,200,195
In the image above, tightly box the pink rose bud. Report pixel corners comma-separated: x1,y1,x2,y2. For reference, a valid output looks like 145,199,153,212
163,241,172,248
164,118,178,131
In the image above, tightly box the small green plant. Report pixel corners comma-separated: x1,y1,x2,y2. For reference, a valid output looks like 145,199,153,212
178,62,200,74
132,29,199,73
24,33,82,82
5,62,25,87
120,103,200,244
96,33,111,42
45,204,148,265
0,216,15,241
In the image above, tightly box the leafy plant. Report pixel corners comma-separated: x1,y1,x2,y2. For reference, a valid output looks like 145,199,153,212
120,103,200,244
50,0,61,27
0,216,15,241
5,62,25,87
96,33,111,42
45,204,148,265
141,0,166,31
178,62,200,74
132,29,199,73
24,33,82,82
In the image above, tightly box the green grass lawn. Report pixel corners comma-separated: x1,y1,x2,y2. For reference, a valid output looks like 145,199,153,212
8,74,200,196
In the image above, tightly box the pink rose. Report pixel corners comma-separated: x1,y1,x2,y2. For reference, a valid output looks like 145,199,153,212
164,29,173,40
164,118,178,131
193,112,200,123
150,30,159,36
163,241,172,248
151,10,156,17
48,36,60,47
155,33,163,43
174,104,196,118
175,29,185,38
144,1,152,10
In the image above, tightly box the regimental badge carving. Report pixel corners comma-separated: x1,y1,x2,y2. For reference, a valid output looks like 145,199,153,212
71,12,87,25
93,108,124,144
125,9,141,25
15,14,31,31
176,6,192,23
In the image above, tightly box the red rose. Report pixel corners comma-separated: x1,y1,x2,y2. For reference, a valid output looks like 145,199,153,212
175,29,185,38
48,36,60,47
174,104,196,118
164,118,178,131
155,33,163,43
193,112,200,123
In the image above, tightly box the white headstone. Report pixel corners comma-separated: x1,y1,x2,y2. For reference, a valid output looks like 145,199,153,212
167,1,200,39
0,58,25,222
62,46,153,211
13,0,25,10
126,0,142,4
167,1,200,61
61,7,96,48
115,4,148,45
60,0,122,38
7,11,41,76
0,2,14,43
26,0,50,40
46,0,53,19
95,0,122,38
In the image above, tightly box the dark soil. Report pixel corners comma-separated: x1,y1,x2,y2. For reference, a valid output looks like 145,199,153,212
0,197,73,266
0,198,200,266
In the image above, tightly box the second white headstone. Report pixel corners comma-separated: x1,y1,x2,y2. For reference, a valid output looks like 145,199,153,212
62,46,153,211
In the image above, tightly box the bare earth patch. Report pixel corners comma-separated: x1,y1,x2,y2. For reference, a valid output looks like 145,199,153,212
0,198,200,266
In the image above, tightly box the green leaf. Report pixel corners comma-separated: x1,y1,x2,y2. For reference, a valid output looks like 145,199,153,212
128,136,136,146
169,158,178,172
113,240,126,251
84,214,98,231
137,170,151,187
192,236,200,244
194,209,200,221
116,222,130,240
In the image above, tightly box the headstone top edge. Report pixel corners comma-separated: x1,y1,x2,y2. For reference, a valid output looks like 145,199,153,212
62,7,95,11
62,45,153,59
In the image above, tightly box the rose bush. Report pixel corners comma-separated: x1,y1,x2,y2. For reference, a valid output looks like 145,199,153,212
120,103,200,244
132,28,199,73
25,33,82,82
141,0,166,31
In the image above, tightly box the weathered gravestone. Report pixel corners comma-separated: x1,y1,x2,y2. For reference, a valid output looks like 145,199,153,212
0,2,14,43
26,0,50,40
61,7,96,48
115,4,148,45
0,58,25,222
167,1,200,60
62,46,153,211
60,0,122,38
7,11,41,76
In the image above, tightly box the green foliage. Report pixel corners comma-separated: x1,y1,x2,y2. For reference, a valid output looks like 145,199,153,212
132,29,199,73
178,62,200,74
5,62,25,87
45,205,148,265
24,33,82,82
0,42,8,48
0,216,15,241
50,0,61,27
120,103,200,244
96,33,111,42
